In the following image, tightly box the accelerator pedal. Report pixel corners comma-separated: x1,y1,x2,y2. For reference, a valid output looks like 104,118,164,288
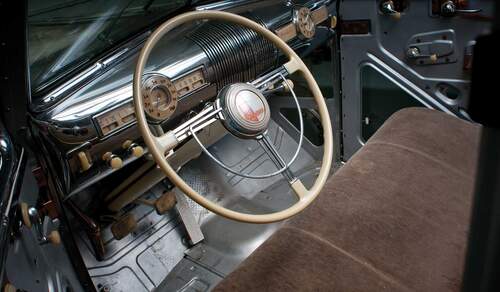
174,191,204,245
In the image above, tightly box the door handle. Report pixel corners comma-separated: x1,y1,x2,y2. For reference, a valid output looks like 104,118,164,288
441,1,482,17
406,47,438,63
406,39,454,64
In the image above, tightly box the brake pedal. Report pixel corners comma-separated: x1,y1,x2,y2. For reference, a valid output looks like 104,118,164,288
111,213,137,240
154,191,177,215
136,191,177,215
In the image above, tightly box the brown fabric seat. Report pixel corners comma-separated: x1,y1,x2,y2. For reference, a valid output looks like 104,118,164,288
215,108,481,292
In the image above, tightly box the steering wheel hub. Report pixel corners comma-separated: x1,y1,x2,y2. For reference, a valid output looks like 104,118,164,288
219,83,270,138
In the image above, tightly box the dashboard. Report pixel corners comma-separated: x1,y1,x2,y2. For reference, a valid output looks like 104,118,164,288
30,0,334,197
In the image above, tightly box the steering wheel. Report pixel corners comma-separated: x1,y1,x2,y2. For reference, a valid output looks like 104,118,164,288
133,10,333,223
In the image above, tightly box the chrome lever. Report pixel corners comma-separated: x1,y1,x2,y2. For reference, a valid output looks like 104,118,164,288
455,8,482,13
406,47,438,63
441,1,482,17
20,203,61,245
380,1,401,19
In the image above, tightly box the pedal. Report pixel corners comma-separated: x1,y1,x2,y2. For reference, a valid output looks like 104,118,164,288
111,213,137,240
155,191,177,215
174,191,204,245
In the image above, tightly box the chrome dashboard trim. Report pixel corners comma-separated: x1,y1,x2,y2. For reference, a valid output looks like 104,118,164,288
41,48,133,104
195,0,261,11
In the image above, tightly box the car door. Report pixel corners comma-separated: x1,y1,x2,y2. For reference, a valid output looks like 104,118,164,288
337,0,493,160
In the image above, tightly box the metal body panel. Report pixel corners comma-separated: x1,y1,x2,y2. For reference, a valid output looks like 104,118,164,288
339,0,493,159
0,123,25,284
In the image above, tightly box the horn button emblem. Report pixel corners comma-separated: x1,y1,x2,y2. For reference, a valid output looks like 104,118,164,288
219,83,271,138
236,91,266,123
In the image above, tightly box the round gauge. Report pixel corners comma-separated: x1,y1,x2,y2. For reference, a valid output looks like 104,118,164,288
142,74,178,121
294,7,315,39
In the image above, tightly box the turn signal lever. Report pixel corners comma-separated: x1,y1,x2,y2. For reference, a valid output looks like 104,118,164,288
262,79,294,96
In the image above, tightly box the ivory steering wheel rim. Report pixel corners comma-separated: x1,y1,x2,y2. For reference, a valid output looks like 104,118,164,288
133,10,333,223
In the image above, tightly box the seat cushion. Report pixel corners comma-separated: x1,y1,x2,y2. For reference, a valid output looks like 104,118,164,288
215,108,481,292
216,227,405,292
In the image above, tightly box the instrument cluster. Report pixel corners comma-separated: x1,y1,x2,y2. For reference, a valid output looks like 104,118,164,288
142,74,179,122
94,67,207,136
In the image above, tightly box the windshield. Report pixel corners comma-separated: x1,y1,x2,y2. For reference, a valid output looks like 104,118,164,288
28,0,188,93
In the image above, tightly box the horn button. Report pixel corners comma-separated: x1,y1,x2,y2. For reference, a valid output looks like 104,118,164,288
219,83,271,138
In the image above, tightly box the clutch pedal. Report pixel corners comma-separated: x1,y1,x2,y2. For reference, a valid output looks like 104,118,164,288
133,190,204,245
111,213,137,240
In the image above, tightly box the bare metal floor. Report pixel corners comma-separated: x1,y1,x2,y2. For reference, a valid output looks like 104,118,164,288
77,122,320,291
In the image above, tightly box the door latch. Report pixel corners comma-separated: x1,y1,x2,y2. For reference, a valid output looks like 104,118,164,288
406,30,457,65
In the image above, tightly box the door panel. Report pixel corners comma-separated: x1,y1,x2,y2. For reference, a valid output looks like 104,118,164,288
360,65,426,141
338,0,493,159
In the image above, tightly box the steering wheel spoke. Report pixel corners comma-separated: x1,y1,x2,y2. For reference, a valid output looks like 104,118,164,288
153,103,221,154
257,133,295,182
153,131,179,155
250,66,289,91
290,179,308,200
257,133,309,200
172,103,222,141
284,57,302,75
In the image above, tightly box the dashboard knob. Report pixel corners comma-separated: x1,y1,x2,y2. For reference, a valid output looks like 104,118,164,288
77,151,92,172
122,140,144,158
110,157,123,169
131,145,144,158
102,152,123,170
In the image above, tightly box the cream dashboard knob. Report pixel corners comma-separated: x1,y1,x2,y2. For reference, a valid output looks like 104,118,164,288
110,157,123,169
122,140,144,158
131,145,144,158
77,151,92,172
102,152,123,170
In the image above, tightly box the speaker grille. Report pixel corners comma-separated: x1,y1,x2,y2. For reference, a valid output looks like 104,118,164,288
187,17,278,90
